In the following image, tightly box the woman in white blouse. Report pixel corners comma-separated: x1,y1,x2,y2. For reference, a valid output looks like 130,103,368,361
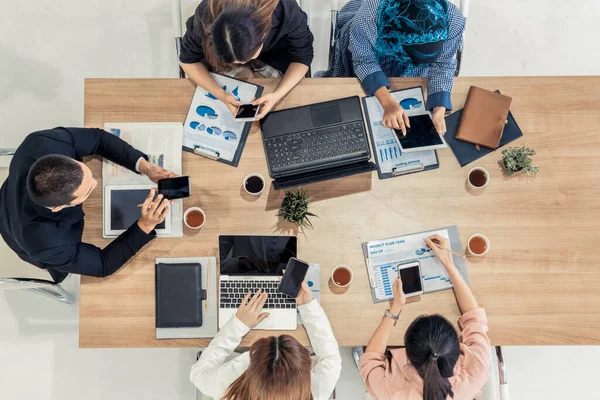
190,281,342,400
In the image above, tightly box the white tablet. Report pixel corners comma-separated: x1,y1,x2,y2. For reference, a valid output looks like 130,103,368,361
104,185,171,238
394,112,448,153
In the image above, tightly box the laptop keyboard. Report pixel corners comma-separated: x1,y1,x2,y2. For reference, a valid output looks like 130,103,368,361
220,280,297,309
265,121,369,172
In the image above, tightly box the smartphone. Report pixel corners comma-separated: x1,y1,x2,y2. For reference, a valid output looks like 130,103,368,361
157,176,191,200
234,104,259,121
397,261,424,297
278,257,310,297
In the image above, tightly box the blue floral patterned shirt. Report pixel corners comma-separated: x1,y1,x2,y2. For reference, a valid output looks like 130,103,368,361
322,0,465,110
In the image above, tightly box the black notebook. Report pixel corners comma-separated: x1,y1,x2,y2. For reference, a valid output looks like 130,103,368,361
155,263,207,328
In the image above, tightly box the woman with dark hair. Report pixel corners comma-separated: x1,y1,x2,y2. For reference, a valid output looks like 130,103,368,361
361,234,490,400
190,281,341,400
320,0,465,135
180,0,314,119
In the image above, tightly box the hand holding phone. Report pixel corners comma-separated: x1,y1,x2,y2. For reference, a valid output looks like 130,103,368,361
234,104,260,121
157,176,191,200
278,257,310,298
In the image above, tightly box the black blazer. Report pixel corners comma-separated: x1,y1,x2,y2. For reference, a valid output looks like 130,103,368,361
0,127,155,283
179,0,314,73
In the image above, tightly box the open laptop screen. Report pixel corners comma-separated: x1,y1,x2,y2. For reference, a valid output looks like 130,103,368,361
219,235,297,276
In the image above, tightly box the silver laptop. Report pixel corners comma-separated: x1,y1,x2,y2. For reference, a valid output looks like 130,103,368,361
218,235,298,330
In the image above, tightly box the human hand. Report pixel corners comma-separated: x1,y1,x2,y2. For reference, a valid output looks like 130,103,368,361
381,96,410,135
138,159,177,184
296,280,313,306
253,91,283,120
236,289,269,329
432,106,447,135
424,234,453,267
137,188,172,234
220,92,244,117
390,277,406,314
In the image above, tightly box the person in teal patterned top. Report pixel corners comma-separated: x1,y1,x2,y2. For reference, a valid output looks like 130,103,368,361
319,0,465,135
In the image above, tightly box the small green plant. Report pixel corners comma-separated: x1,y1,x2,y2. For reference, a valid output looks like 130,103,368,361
278,188,317,228
502,146,539,176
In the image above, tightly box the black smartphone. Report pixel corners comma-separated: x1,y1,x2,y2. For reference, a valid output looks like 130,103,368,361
157,176,191,200
278,257,310,297
234,104,260,121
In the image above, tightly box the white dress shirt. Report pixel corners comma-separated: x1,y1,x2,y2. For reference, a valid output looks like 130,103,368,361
190,299,342,400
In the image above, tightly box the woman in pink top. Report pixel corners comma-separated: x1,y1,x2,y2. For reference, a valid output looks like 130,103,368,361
360,234,490,400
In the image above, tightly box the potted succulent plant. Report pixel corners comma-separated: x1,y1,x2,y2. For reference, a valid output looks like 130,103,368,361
278,188,317,228
501,146,539,176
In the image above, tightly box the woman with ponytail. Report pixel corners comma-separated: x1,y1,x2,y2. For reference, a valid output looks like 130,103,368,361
179,0,314,119
360,234,490,400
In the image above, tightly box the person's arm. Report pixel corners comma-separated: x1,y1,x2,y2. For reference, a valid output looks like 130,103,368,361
426,6,466,134
360,278,405,399
348,1,409,134
38,127,146,173
365,279,406,354
31,189,170,278
295,282,341,398
190,290,268,397
424,234,478,314
253,62,308,119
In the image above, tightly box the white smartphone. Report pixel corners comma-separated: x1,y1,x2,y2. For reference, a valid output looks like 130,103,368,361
234,104,260,121
397,261,424,297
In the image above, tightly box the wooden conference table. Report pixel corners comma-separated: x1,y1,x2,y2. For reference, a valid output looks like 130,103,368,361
80,76,600,348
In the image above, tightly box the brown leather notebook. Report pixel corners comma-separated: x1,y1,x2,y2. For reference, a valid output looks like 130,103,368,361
456,86,512,149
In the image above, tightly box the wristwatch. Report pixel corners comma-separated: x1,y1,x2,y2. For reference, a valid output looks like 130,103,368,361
384,309,400,326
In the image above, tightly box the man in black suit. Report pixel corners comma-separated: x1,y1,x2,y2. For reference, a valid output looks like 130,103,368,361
0,127,176,283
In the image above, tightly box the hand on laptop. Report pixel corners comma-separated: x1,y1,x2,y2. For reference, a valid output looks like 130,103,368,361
236,289,269,329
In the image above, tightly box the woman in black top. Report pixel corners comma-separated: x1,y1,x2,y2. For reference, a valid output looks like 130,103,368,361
180,0,314,119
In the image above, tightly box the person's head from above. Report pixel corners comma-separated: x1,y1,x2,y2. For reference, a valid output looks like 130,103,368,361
377,0,450,65
200,0,278,72
26,155,98,212
405,314,460,400
223,334,312,400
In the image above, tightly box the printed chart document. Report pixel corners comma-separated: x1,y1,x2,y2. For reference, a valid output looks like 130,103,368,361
102,122,183,238
183,73,262,165
366,229,452,301
363,87,438,175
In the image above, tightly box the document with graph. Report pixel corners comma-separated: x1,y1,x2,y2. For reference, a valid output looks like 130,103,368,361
182,73,263,167
362,86,439,179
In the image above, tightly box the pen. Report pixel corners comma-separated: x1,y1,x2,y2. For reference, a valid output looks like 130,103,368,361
431,240,466,259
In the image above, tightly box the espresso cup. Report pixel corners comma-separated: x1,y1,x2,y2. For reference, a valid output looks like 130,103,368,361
467,233,490,256
243,173,266,196
331,265,353,288
184,207,206,229
467,167,490,190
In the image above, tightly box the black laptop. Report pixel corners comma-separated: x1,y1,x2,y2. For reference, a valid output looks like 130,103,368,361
260,96,376,189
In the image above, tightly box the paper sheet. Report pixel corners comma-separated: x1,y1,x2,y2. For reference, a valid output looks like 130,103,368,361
102,122,183,238
183,74,257,162
363,87,438,174
367,229,452,300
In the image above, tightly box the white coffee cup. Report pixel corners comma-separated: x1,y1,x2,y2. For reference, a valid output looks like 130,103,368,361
467,167,490,190
467,233,490,256
243,173,266,196
331,265,353,288
184,207,206,229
